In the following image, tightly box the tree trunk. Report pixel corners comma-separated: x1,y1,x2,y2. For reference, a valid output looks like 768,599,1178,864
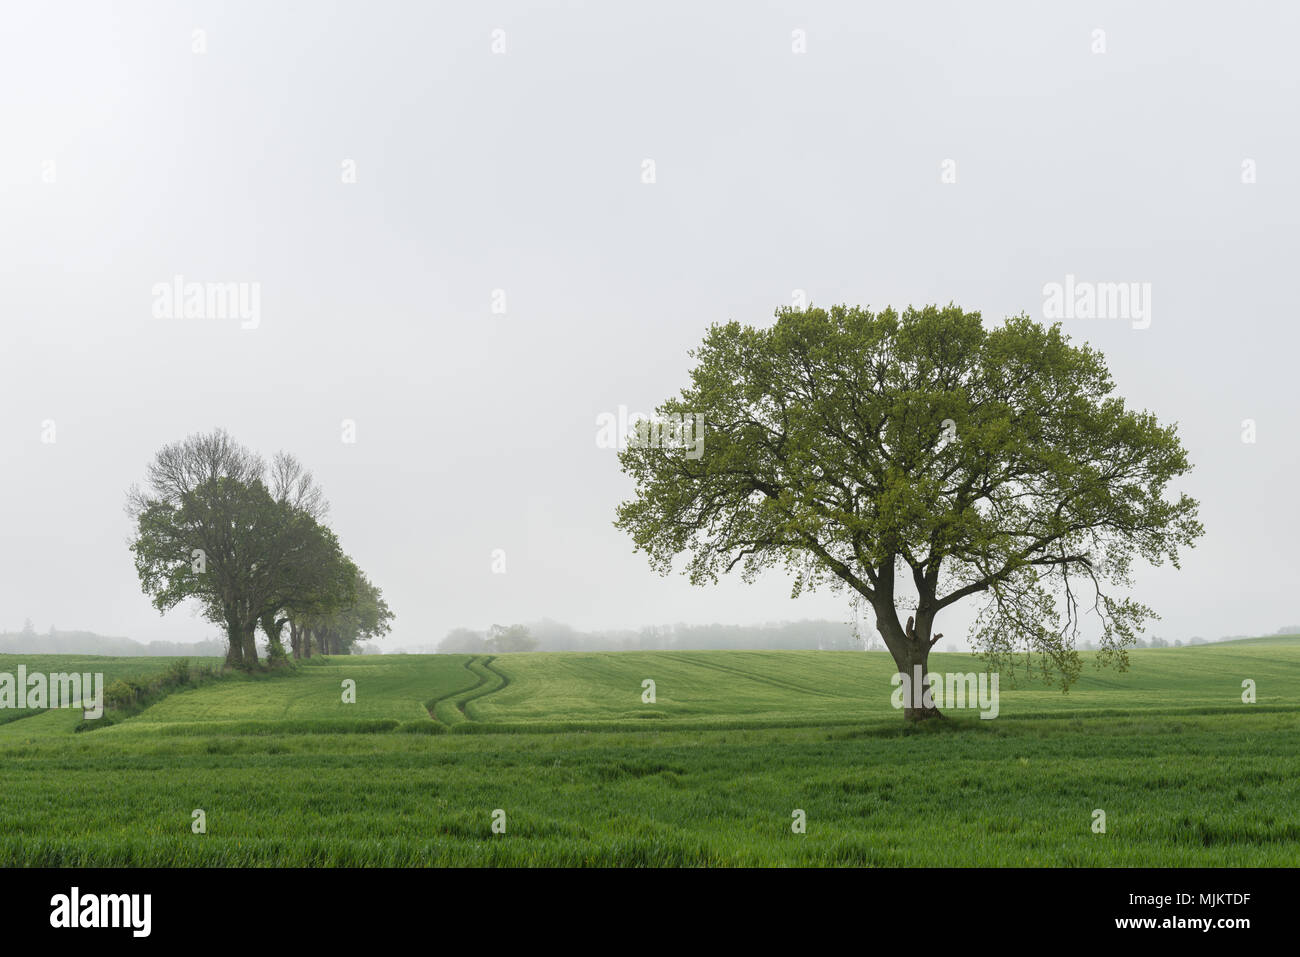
302,628,312,659
261,613,287,660
895,640,942,722
876,604,944,722
241,626,259,667
225,619,245,668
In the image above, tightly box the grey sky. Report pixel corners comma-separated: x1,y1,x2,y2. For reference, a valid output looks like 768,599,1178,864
2,1,1297,648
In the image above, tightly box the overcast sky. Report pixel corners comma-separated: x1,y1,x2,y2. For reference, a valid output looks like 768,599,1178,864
2,1,1297,649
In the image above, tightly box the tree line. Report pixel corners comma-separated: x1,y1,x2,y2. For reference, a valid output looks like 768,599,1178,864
437,624,539,654
434,619,867,653
127,429,393,668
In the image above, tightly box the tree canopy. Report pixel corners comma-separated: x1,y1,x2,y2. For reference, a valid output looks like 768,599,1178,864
615,304,1203,718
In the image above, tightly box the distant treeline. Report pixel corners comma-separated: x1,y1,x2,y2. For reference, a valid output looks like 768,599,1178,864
430,619,868,654
7,621,1295,659
0,628,226,658
415,620,1300,655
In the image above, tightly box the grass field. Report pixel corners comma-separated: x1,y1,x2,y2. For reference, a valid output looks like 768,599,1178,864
2,640,1298,866
0,655,221,731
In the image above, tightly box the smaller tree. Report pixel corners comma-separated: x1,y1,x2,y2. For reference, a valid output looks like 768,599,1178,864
261,517,351,662
129,430,396,666
262,450,337,661
130,453,285,668
295,567,394,656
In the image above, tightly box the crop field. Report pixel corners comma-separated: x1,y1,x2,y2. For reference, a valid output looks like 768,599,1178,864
0,655,220,732
2,640,1298,866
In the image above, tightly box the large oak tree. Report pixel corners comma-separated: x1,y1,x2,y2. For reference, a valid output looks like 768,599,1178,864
615,305,1203,719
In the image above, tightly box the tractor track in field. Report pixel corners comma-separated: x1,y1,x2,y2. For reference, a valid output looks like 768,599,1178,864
425,655,510,724
425,656,485,722
456,656,509,719
479,657,510,695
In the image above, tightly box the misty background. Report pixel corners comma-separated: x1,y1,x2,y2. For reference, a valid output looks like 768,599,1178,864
2,2,1297,653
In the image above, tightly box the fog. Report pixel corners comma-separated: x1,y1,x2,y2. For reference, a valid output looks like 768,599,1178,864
2,2,1297,650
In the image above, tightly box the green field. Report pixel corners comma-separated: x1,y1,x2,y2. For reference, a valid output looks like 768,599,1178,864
2,641,1298,866
0,655,221,731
